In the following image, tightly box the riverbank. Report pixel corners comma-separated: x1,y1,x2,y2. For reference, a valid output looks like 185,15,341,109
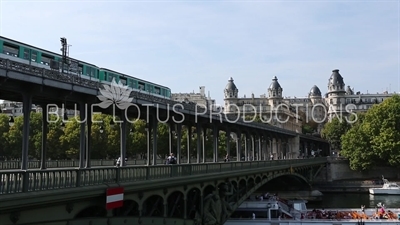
313,180,400,193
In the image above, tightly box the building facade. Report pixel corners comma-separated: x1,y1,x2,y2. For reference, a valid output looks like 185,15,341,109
223,77,304,133
1,101,76,120
223,69,395,134
325,69,393,120
1,101,38,117
172,86,218,111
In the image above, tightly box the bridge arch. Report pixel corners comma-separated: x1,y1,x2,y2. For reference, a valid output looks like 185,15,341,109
167,191,184,218
74,205,107,218
203,184,216,197
186,187,201,219
112,200,140,216
142,194,164,217
223,171,311,224
259,172,312,191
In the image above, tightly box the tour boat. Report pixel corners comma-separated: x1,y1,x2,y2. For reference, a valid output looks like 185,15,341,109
369,177,400,195
226,197,400,225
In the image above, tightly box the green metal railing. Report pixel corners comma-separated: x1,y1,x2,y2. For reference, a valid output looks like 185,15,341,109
0,158,327,195
0,158,217,170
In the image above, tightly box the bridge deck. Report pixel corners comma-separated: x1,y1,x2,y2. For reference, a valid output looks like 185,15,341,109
0,158,326,196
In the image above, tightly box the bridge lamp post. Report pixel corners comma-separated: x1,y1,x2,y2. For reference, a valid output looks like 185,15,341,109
8,116,14,127
143,122,156,165
128,126,134,160
109,119,131,166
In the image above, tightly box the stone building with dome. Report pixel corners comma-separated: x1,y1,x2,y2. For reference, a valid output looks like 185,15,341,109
223,77,303,133
223,69,395,134
325,69,393,120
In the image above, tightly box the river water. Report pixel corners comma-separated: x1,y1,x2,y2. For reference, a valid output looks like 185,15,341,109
307,193,400,209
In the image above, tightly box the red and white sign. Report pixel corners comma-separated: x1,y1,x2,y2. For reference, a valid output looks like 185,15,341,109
106,187,124,210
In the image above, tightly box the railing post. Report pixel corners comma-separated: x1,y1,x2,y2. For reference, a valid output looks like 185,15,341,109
22,171,29,192
116,167,120,183
76,169,81,187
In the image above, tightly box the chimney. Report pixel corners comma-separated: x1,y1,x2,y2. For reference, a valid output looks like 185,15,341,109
200,86,205,96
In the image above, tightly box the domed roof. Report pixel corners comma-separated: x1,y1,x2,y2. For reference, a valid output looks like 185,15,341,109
269,76,281,90
328,69,345,86
225,77,237,91
309,85,322,97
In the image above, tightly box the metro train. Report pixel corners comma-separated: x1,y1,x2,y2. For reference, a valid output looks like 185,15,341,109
0,36,171,98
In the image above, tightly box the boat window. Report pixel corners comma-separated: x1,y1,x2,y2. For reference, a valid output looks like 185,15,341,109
230,210,271,219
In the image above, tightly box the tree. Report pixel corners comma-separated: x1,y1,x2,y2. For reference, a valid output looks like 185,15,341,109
4,112,42,159
340,114,374,170
341,95,400,170
0,114,11,158
46,115,65,159
156,123,170,157
297,110,320,134
130,119,147,157
321,117,350,151
59,116,80,159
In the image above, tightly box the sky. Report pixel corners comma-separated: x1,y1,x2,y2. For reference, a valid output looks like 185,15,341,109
0,0,398,105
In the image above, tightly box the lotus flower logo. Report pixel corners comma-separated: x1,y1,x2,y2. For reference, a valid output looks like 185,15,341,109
97,79,133,109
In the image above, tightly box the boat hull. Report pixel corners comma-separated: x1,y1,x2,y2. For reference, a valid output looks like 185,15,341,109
225,219,400,225
369,188,400,195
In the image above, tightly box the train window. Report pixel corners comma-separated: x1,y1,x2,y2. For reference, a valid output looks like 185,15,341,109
68,60,79,73
41,54,53,66
87,67,96,77
127,79,134,88
23,49,30,60
138,82,145,90
154,87,161,95
31,51,37,62
107,73,115,82
3,44,18,57
78,65,83,74
119,77,127,85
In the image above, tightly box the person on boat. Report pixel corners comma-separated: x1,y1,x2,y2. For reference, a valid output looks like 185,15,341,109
361,205,365,213
380,206,385,214
252,212,255,219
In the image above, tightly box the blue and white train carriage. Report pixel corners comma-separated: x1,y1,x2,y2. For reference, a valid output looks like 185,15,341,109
0,36,172,99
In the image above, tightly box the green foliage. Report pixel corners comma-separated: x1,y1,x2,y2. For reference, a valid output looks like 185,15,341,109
1,112,237,160
298,110,319,134
341,95,400,171
321,117,350,150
